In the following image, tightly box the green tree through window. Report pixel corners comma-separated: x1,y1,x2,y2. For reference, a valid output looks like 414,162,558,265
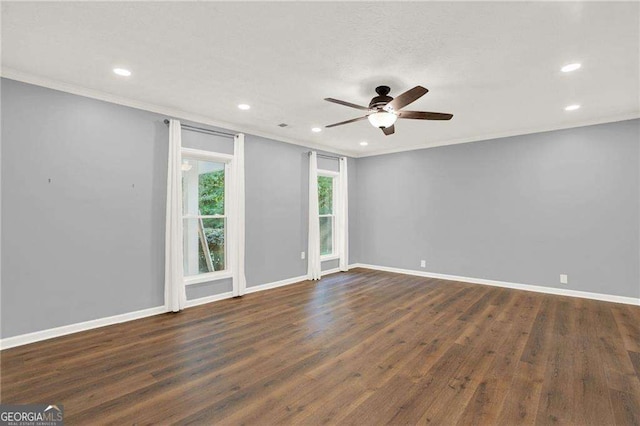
199,170,225,215
318,175,334,256
198,169,225,271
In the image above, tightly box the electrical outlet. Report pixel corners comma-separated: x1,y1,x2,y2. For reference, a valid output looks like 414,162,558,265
420,260,426,268
301,251,306,260
560,274,568,284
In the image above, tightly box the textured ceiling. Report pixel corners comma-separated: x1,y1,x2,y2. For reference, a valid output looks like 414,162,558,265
2,1,638,157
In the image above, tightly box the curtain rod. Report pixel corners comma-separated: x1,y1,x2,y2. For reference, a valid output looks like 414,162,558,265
164,119,235,139
308,151,343,160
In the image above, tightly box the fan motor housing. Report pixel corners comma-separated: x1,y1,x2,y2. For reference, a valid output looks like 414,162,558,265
369,85,393,110
369,95,392,110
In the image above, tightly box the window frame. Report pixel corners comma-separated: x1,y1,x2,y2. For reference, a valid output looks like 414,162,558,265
318,169,340,262
181,147,234,285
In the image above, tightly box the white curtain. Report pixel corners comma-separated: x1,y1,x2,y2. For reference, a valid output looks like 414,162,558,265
307,152,321,280
164,119,186,312
338,157,349,271
232,134,247,296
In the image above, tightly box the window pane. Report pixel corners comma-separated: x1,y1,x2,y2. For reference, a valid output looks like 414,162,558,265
318,176,333,215
182,159,225,216
320,216,333,256
183,218,226,276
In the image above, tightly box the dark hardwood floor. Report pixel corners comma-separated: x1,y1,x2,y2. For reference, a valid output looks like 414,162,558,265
1,268,639,425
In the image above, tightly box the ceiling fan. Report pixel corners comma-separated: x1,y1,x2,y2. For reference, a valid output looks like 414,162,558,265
324,85,453,136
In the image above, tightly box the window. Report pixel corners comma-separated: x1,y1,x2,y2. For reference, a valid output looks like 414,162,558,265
318,171,339,259
181,150,232,282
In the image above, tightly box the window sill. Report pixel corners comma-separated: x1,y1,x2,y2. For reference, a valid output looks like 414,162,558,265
184,271,233,286
321,254,340,262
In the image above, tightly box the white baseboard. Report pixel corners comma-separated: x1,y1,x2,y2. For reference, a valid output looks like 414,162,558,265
350,263,640,306
0,272,318,350
0,306,166,350
186,270,342,304
244,268,342,295
321,267,342,276
7,263,632,350
184,291,234,308
245,274,309,294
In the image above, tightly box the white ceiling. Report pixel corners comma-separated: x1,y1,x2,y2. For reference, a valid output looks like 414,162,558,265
2,1,638,157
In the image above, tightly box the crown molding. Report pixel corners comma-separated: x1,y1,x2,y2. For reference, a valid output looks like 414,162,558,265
0,67,356,157
2,67,637,159
357,113,640,158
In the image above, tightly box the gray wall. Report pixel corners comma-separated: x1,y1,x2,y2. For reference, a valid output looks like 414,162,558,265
3,77,636,339
244,135,353,287
354,119,640,298
0,78,356,338
2,79,168,338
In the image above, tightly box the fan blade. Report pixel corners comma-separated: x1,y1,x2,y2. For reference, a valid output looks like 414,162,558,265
324,98,370,111
382,125,395,136
325,115,369,128
398,111,453,120
383,86,429,112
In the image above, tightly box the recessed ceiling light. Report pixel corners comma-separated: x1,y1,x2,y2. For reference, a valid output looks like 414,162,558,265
311,127,322,133
360,141,369,146
561,63,581,73
565,104,581,111
113,68,131,77
238,104,251,110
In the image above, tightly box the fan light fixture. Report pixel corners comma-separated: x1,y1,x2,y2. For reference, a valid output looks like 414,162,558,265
367,111,397,129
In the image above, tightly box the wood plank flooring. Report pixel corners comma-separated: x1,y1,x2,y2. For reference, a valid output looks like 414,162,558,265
1,268,639,425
